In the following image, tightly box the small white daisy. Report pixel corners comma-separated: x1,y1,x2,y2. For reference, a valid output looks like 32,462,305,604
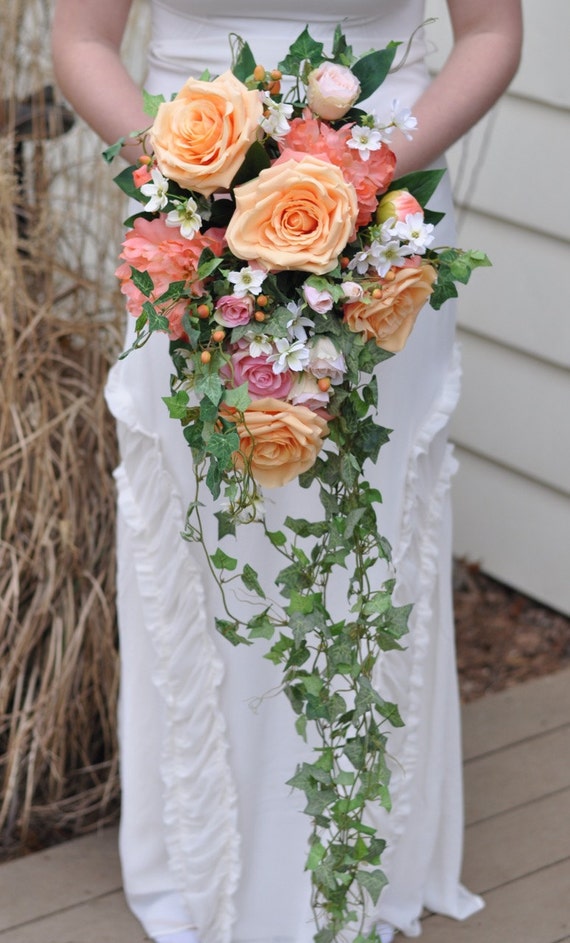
140,168,170,212
227,266,267,298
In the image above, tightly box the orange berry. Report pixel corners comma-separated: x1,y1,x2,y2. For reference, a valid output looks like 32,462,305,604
270,69,282,81
196,303,210,319
254,310,266,322
384,269,396,281
317,377,331,392
200,350,211,364
372,288,383,299
268,80,281,95
138,154,152,165
340,256,350,268
212,329,225,343
253,64,266,82
256,294,268,307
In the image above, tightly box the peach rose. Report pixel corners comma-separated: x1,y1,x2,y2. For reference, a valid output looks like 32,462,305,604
226,397,329,488
225,152,358,275
306,63,361,121
150,71,263,196
343,264,437,352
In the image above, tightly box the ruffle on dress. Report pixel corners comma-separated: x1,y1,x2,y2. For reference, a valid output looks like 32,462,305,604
106,362,241,943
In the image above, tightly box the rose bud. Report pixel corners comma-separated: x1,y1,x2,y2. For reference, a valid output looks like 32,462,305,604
376,189,423,225
306,62,361,121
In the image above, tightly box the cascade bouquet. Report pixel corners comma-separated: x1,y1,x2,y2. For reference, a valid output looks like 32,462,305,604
106,26,488,943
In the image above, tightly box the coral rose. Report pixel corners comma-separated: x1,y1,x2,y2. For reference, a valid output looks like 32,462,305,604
225,152,358,275
150,71,263,196
343,264,437,352
226,397,329,488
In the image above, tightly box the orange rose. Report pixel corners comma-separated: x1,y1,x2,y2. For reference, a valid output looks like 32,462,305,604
225,152,358,275
150,71,263,196
343,264,437,352
226,397,329,488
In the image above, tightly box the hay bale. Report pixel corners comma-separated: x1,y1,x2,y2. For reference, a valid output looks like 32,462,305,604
0,0,129,857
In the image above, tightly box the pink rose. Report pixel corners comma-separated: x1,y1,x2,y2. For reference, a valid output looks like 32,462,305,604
342,280,365,301
303,283,334,314
227,348,294,400
307,336,346,385
214,294,254,328
307,63,361,121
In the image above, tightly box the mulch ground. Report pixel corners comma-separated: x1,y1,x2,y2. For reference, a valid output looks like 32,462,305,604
453,558,570,702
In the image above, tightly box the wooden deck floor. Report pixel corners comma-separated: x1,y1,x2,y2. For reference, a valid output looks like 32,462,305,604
1,668,569,943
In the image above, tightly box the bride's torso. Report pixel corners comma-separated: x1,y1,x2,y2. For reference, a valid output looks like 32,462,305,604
146,0,431,109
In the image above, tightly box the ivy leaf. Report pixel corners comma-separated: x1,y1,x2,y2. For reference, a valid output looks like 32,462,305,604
215,618,250,647
248,611,274,639
195,371,224,405
355,868,388,905
162,389,190,420
210,547,238,571
130,267,154,298
306,839,327,871
143,89,165,118
241,563,266,598
143,301,169,333
278,27,325,75
214,509,236,540
206,429,240,468
266,529,287,548
102,138,126,163
224,382,251,412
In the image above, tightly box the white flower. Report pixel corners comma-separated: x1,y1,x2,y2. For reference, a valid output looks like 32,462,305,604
260,92,293,141
228,265,267,298
268,337,310,374
346,125,383,161
140,168,170,212
393,213,435,254
165,198,202,239
389,99,418,140
369,239,413,277
243,332,273,358
285,301,313,342
289,373,331,410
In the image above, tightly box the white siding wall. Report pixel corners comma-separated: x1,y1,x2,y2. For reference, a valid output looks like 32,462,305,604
425,1,570,613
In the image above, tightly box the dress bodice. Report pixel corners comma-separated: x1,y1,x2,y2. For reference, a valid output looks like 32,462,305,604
146,0,431,110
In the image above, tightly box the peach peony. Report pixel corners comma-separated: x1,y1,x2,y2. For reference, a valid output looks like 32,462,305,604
343,264,437,352
226,397,329,487
150,71,263,196
225,153,358,275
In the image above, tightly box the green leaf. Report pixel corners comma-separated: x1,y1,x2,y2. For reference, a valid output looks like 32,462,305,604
210,548,238,571
206,429,240,468
143,89,165,118
278,27,325,75
113,164,144,201
224,382,251,412
215,618,250,647
197,247,224,281
284,516,329,538
353,43,399,105
355,868,388,905
130,267,154,298
248,611,274,640
144,301,169,333
195,371,224,405
102,138,125,163
390,168,446,208
214,509,236,540
231,36,257,83
162,389,190,420
230,140,271,188
306,839,326,871
241,563,266,598
266,529,287,548
295,714,308,741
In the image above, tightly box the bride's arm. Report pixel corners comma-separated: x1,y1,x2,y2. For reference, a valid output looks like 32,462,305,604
51,0,149,157
388,0,523,175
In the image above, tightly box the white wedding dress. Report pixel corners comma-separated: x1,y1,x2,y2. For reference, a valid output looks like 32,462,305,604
105,1,485,940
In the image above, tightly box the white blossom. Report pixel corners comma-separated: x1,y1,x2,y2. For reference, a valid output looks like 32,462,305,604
140,168,170,212
243,332,273,358
268,337,310,374
165,198,202,239
285,301,313,342
228,265,267,298
393,213,435,254
388,98,418,140
346,125,383,161
260,92,293,141
369,239,413,277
